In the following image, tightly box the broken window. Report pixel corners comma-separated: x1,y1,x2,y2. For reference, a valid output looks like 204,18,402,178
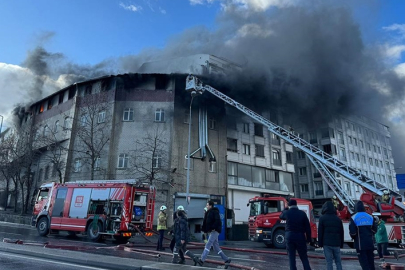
254,124,263,137
227,138,237,152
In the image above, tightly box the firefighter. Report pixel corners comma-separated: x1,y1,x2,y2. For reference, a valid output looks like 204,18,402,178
332,195,340,210
156,205,167,251
382,190,390,203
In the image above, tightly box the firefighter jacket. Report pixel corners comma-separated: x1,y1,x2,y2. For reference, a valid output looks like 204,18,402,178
202,207,222,233
318,201,344,248
174,210,190,245
375,220,388,244
157,211,167,231
349,201,377,251
279,206,311,242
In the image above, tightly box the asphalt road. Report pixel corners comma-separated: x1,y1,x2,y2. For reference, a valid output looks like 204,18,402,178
0,221,404,270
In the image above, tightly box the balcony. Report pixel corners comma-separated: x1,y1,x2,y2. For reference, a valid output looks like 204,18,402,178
273,159,282,166
315,190,324,196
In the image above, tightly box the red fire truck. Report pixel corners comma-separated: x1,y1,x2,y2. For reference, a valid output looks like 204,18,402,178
248,196,317,249
31,180,155,241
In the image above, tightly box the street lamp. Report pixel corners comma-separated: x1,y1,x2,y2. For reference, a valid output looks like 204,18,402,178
185,92,197,212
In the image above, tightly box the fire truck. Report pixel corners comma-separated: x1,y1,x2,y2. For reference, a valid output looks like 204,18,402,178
185,75,405,249
31,180,155,241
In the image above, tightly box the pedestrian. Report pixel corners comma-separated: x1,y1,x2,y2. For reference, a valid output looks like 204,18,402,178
172,205,200,265
349,201,377,270
197,200,231,268
279,199,312,270
156,205,167,251
169,206,185,263
374,216,392,264
318,201,344,270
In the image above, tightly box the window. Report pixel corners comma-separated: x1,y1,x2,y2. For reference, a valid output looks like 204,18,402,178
300,184,309,192
254,124,264,137
155,109,165,122
272,149,281,165
338,132,344,144
80,115,87,126
352,123,355,131
54,120,59,133
297,151,305,159
52,164,57,177
353,138,357,146
315,182,323,196
94,157,101,170
377,147,381,154
321,128,329,138
340,148,346,159
228,162,238,185
243,144,250,155
208,118,216,129
350,151,355,160
356,153,360,162
369,158,373,165
118,154,128,168
360,140,364,148
123,108,134,121
309,132,317,144
74,159,81,172
255,144,265,157
243,123,249,133
43,126,48,137
64,117,69,129
286,152,293,164
98,111,106,123
271,133,280,145
152,155,162,168
345,182,351,196
44,166,50,180
348,136,352,144
362,155,366,163
373,145,377,153
299,167,307,176
209,161,217,173
367,143,371,151
227,138,237,152
375,159,379,167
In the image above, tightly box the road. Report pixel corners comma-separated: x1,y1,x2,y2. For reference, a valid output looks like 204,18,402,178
0,221,403,270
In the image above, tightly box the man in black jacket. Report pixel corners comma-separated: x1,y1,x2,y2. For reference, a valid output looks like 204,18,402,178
171,206,200,265
197,200,231,268
279,199,312,270
318,201,344,270
349,201,377,270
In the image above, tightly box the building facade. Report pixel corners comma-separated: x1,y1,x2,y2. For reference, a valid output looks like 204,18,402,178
292,115,397,213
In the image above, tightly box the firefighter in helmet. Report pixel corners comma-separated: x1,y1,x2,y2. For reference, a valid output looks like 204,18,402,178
331,195,340,210
382,190,390,203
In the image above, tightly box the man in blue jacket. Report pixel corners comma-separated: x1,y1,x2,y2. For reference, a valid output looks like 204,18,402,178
279,199,312,270
349,201,377,270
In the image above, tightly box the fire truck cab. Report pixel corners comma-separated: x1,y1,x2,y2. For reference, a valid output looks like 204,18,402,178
248,196,317,249
32,180,155,241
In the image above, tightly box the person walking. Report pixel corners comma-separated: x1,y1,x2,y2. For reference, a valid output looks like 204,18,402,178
169,206,185,263
156,205,167,251
318,201,344,270
349,201,377,270
374,216,392,264
202,207,208,244
279,199,312,270
197,200,231,268
172,205,200,265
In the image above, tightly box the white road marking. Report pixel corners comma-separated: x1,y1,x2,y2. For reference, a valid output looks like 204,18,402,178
0,251,110,269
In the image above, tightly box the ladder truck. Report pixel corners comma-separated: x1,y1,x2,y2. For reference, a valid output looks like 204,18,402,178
185,75,405,248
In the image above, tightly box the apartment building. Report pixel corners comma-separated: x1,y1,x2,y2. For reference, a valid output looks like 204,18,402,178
292,115,397,212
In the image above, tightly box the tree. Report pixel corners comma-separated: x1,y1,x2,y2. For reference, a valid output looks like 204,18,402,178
129,126,172,185
68,91,113,180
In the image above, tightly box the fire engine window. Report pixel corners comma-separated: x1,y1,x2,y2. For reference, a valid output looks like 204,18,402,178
39,189,49,199
264,201,279,213
249,201,262,216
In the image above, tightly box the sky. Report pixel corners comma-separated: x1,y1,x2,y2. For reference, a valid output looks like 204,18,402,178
0,0,405,172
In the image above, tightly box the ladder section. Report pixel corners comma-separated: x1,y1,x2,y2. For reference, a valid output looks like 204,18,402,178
186,75,403,206
307,155,356,213
145,187,156,230
401,226,405,245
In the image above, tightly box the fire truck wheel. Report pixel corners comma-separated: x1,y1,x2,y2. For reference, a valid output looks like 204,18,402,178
87,222,102,241
37,217,50,236
273,230,286,249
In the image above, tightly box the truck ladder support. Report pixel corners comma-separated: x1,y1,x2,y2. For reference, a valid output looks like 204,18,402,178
185,75,403,211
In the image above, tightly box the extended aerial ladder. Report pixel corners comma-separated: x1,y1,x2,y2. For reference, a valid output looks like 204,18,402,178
185,75,404,220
